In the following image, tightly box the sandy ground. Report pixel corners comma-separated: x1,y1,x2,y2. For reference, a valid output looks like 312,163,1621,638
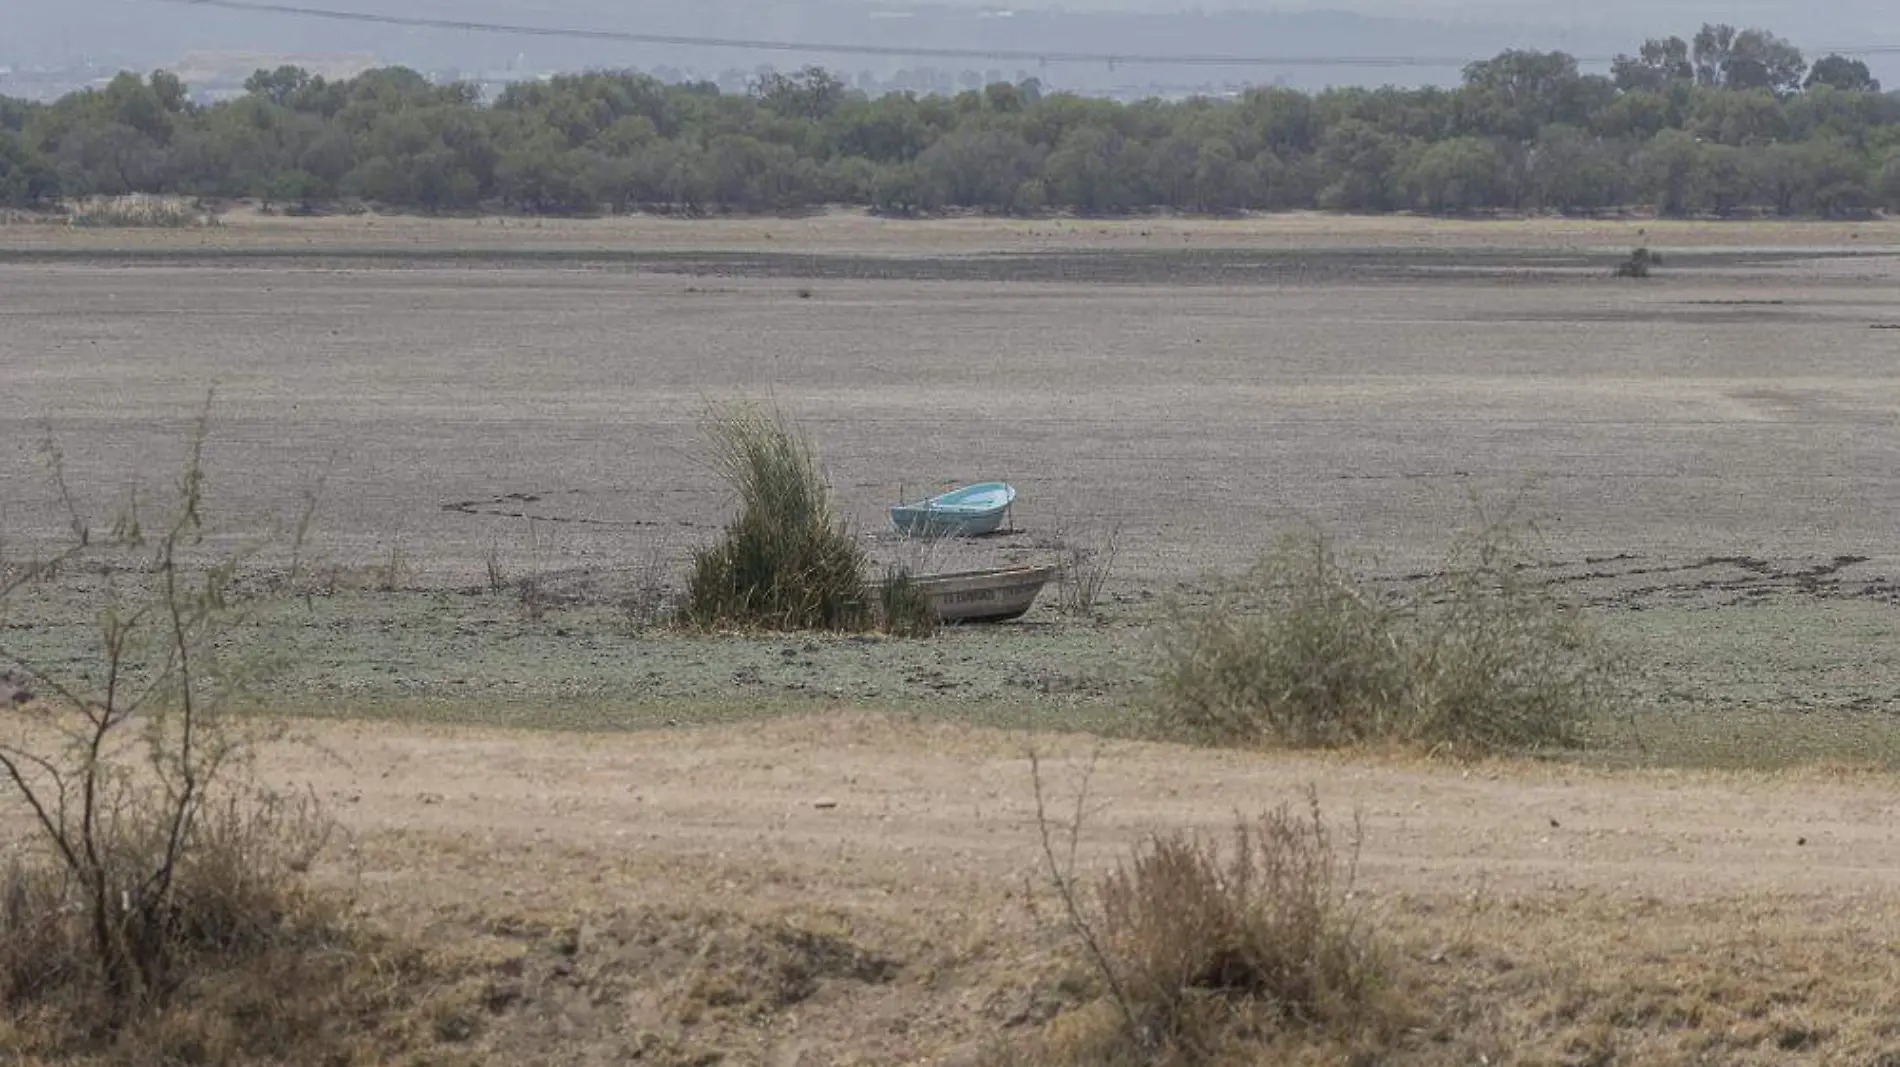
295,711,1900,904
6,216,1900,1062
252,711,1900,1065
6,207,1900,254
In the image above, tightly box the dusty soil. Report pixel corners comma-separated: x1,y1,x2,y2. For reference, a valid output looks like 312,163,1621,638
265,711,1900,1065
5,223,1900,586
5,216,1900,1063
5,215,1900,751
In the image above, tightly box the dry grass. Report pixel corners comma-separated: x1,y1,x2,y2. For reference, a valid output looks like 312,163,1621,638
1152,515,1621,754
5,205,1891,253
0,785,450,1067
1005,880,1900,1067
1020,788,1395,1066
1053,520,1122,619
64,195,220,230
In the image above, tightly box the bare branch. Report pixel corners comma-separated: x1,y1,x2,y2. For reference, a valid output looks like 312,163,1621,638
1027,744,1142,1046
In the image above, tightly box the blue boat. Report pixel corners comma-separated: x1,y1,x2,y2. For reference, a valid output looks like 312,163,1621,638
890,482,1017,538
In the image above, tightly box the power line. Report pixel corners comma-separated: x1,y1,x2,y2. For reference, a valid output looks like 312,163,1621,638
151,0,1900,71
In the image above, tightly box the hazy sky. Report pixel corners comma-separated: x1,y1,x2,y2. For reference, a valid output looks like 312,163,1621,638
899,0,1889,37
8,0,1896,95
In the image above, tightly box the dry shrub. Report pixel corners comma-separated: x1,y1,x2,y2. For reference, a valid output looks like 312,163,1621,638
1055,521,1122,618
66,195,219,229
0,785,422,1066
1153,510,1620,753
0,786,330,1003
1023,772,1391,1066
1155,534,1406,747
1100,797,1385,1057
1614,246,1660,278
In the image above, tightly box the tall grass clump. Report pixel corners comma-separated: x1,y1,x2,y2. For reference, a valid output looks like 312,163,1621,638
1153,512,1620,753
877,566,938,638
680,404,872,632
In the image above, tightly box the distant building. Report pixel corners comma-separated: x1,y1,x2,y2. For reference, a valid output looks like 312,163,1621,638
168,50,381,98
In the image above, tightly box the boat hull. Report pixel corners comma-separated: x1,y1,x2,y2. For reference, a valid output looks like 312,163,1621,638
890,482,1016,539
895,565,1056,623
889,506,1010,538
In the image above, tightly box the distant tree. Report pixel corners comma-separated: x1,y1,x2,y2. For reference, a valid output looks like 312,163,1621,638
1401,136,1505,213
1612,37,1694,93
1879,148,1900,209
1527,126,1623,213
0,130,61,205
1592,89,1680,140
1785,84,1879,147
1190,138,1253,212
1044,123,1134,213
752,66,850,123
1693,24,1806,96
1459,50,1587,139
1315,120,1402,212
913,125,1043,211
1635,128,1704,215
0,96,33,133
494,133,597,213
5,29,1900,219
1233,87,1318,157
1141,134,1199,209
1806,55,1881,93
245,66,313,108
1775,138,1875,215
1689,87,1788,146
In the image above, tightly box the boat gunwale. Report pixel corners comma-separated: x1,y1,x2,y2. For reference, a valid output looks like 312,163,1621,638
884,564,1057,587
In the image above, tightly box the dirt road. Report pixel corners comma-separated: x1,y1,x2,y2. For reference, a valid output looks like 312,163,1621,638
282,711,1900,905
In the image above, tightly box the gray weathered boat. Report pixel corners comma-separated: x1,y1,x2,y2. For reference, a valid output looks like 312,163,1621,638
895,564,1056,623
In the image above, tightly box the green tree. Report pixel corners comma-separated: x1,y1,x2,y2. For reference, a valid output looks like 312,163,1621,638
1689,87,1788,146
1191,139,1254,212
1527,126,1623,213
1232,87,1318,157
1315,120,1402,212
1044,123,1135,213
0,130,61,205
1635,128,1704,215
494,133,598,213
1612,37,1694,92
1806,55,1881,93
1693,24,1806,96
913,125,1043,211
1401,136,1505,212
1458,50,1599,140
245,66,314,107
752,66,851,123
1878,148,1900,209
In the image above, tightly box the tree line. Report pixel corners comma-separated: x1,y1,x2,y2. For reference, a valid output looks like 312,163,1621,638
4,23,1900,218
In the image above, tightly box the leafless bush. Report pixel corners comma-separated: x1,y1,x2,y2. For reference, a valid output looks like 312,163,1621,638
1098,795,1383,1051
484,535,508,594
0,404,329,1020
1026,750,1390,1064
619,539,677,631
1054,521,1122,618
516,518,559,622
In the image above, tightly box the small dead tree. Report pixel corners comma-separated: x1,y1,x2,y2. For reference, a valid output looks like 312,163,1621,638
0,402,316,1015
